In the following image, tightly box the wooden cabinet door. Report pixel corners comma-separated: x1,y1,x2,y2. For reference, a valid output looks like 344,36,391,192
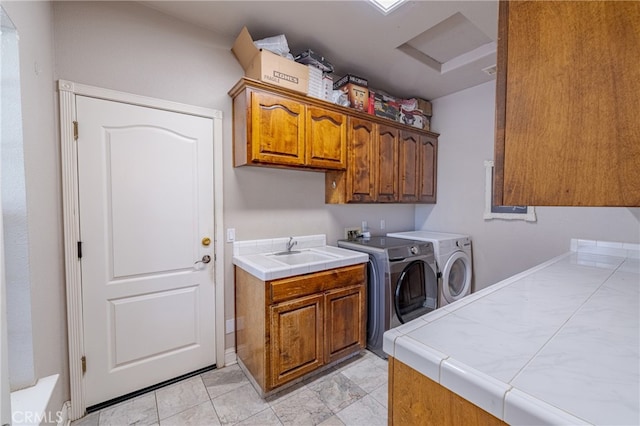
399,131,420,202
418,134,437,203
346,117,377,203
270,293,323,388
324,284,366,364
494,1,640,206
377,124,399,202
250,91,305,167
306,106,347,170
399,131,438,203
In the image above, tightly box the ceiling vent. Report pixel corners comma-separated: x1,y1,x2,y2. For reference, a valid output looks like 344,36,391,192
397,12,496,74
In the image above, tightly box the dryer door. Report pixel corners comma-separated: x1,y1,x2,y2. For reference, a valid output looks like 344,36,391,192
441,251,472,304
391,259,438,326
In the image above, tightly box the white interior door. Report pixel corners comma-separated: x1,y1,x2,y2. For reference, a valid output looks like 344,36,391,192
76,95,216,406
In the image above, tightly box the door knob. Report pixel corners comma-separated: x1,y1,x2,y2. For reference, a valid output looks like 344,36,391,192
195,255,211,265
202,237,211,246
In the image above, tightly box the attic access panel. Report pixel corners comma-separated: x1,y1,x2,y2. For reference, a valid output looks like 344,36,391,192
397,12,496,74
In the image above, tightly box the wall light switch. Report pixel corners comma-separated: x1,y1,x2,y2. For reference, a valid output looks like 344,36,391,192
226,228,235,243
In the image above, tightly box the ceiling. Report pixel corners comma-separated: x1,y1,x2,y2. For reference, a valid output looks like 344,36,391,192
140,0,498,101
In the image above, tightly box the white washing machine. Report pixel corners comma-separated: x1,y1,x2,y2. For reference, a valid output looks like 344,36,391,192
386,231,473,307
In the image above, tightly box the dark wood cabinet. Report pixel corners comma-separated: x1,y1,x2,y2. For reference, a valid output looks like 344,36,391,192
399,132,438,203
231,79,347,171
235,263,366,396
249,91,306,167
270,294,324,388
324,285,366,365
494,1,640,206
230,78,438,204
326,122,436,204
376,124,400,202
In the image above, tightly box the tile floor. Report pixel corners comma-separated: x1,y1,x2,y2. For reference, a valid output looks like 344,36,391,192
71,351,388,426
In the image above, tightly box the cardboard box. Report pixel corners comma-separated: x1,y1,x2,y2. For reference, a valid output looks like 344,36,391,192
294,49,334,73
400,107,430,131
333,74,369,112
231,26,309,94
322,75,333,102
307,65,324,99
416,98,432,117
372,91,400,121
399,97,433,117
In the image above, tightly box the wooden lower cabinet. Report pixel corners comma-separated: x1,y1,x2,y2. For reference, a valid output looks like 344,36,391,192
270,294,324,388
324,285,366,364
235,264,366,395
388,357,507,426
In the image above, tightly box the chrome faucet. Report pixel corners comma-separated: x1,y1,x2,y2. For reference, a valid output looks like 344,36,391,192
286,237,297,252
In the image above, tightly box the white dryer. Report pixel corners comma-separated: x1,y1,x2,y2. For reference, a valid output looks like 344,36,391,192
386,231,473,307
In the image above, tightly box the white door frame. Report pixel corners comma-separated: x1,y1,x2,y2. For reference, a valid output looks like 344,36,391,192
58,80,225,421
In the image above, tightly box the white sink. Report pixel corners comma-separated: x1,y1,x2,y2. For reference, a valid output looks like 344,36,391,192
232,235,369,280
268,249,338,266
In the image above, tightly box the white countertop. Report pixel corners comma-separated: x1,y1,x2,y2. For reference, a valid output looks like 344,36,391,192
383,239,640,425
232,234,368,280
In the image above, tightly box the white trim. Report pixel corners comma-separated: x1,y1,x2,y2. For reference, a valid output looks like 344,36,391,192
58,80,225,420
224,347,237,366
483,160,536,222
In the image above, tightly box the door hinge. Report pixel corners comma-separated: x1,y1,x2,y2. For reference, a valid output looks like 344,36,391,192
81,355,87,375
77,241,82,259
73,121,78,140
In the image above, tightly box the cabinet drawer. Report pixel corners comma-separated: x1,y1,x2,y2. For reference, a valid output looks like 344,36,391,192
270,264,366,304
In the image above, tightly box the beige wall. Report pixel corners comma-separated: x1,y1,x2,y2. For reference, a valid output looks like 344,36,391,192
12,0,638,412
3,0,67,415
418,81,640,291
51,1,415,355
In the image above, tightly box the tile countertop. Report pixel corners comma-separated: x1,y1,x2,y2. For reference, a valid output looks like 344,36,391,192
232,234,369,280
383,239,640,426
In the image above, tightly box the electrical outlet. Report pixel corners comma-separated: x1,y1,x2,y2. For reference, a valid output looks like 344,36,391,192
362,221,368,231
380,219,385,230
226,228,235,242
344,227,361,240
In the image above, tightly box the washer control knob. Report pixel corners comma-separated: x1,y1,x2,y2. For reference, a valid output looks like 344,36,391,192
410,246,419,255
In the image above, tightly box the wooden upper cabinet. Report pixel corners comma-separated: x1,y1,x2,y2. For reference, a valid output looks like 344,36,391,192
231,79,346,171
418,134,438,203
306,106,347,169
377,124,399,202
399,131,420,203
251,92,305,167
397,130,439,203
230,78,439,203
326,119,437,204
494,1,640,206
346,117,377,203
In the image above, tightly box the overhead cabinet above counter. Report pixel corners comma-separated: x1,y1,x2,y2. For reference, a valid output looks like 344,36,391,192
230,78,348,171
229,78,439,204
493,1,640,207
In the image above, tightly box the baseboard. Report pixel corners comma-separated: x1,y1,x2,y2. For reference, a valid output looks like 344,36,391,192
224,347,237,366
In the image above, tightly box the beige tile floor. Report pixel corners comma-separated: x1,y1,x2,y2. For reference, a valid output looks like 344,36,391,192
71,351,388,426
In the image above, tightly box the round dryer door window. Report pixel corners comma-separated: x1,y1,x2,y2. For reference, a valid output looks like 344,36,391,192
442,251,472,303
